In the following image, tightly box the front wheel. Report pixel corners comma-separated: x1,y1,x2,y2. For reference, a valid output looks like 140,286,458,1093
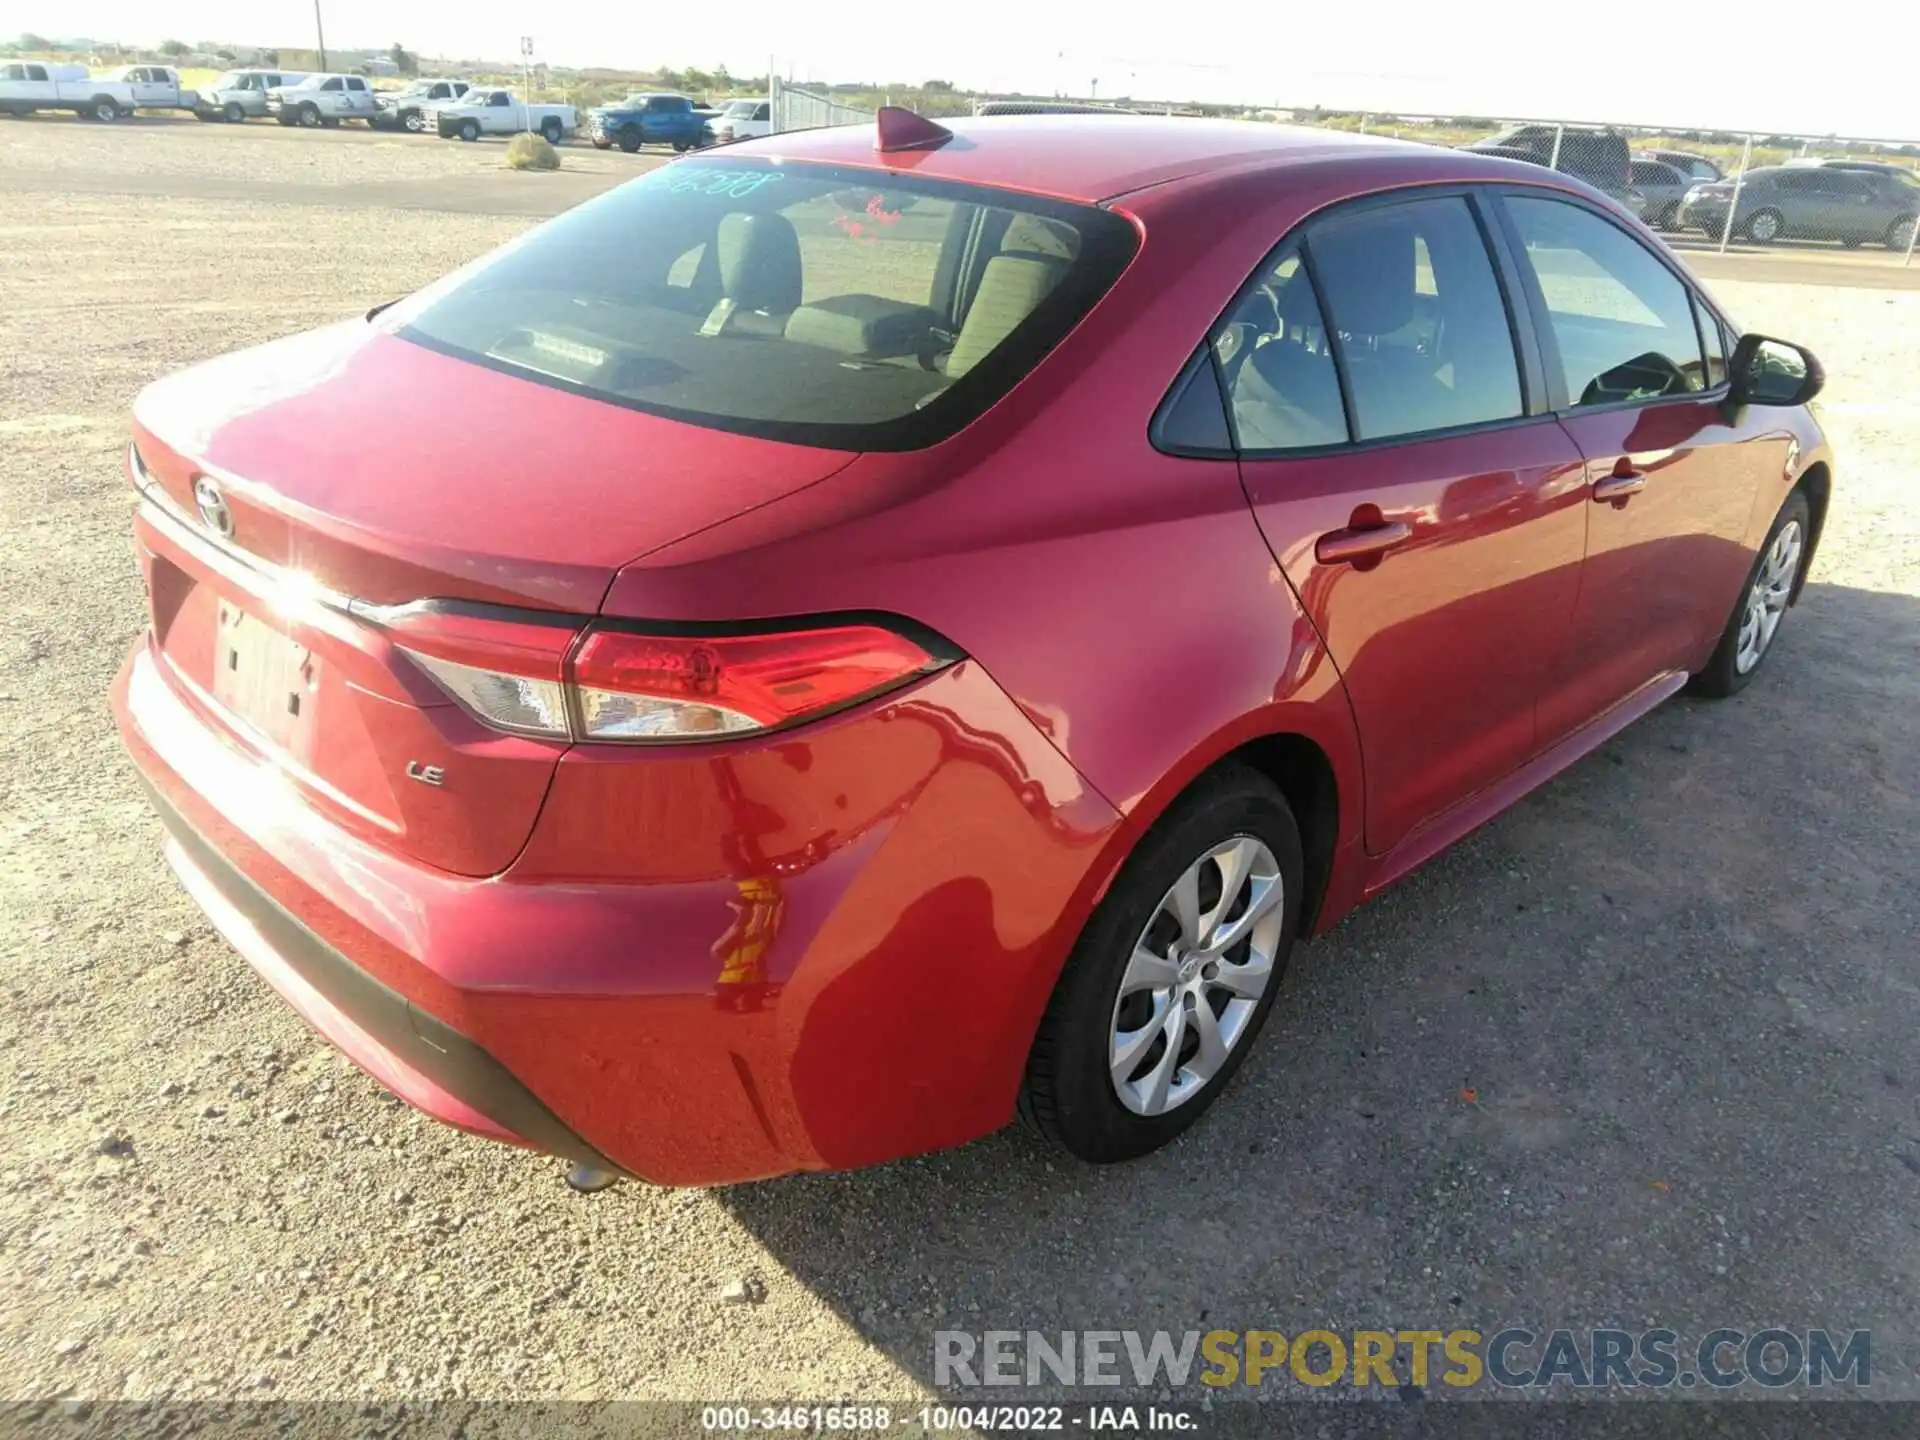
402,109,425,133
1019,765,1303,1163
1688,492,1811,698
1743,208,1783,245
223,101,245,123
297,103,322,128
458,119,480,142
540,117,563,144
617,130,642,154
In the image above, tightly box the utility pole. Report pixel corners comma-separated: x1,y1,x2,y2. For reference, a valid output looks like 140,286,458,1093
312,0,327,70
519,34,534,125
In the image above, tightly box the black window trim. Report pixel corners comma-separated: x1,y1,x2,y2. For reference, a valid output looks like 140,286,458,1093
1487,184,1733,419
1156,181,1560,463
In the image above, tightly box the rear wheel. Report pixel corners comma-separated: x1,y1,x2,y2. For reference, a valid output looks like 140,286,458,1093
540,116,563,144
1743,208,1783,245
1888,215,1917,252
1019,766,1303,1163
90,97,122,122
592,137,611,149
1688,491,1811,698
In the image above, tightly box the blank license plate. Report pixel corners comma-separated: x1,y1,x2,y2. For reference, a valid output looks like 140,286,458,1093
212,605,314,746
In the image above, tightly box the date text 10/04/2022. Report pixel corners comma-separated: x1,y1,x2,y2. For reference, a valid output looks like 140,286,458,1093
700,1407,1195,1432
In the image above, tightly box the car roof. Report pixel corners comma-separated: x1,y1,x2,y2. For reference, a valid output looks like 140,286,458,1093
738,114,1536,204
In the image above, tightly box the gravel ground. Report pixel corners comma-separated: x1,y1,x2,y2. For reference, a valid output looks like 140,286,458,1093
2,123,1918,1410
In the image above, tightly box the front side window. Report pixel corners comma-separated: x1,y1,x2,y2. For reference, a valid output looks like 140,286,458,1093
1308,196,1523,442
388,159,1136,451
27,64,49,82
1211,250,1348,451
321,77,343,92
1505,195,1707,407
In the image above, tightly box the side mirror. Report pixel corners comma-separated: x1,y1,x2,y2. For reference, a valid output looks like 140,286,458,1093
1728,333,1824,408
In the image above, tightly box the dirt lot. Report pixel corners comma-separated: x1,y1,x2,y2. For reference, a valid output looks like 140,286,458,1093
2,120,1918,1409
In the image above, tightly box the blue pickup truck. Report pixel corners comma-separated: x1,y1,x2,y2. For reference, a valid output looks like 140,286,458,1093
586,92,716,153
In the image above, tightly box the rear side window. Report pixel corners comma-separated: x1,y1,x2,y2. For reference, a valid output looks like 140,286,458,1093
388,159,1137,451
1211,250,1349,451
1505,196,1707,407
1307,197,1523,442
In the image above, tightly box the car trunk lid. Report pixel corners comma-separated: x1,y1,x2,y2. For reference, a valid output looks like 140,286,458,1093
130,320,856,875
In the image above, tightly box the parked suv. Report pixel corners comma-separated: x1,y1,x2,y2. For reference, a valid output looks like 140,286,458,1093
1683,165,1919,249
193,69,310,123
1464,123,1632,195
115,115,1831,1187
267,73,378,127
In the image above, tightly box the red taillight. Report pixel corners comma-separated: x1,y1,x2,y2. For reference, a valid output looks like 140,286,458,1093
570,625,941,740
385,609,947,744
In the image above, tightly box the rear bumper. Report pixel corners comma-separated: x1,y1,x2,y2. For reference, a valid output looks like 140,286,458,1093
115,635,1127,1185
140,764,623,1172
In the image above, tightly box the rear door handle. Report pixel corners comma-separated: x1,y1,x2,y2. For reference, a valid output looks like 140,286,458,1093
1316,520,1414,565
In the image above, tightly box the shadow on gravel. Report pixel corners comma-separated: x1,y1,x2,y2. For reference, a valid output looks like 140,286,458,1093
716,581,1920,1396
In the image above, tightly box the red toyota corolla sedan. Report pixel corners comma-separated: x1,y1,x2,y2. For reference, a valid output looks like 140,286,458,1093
113,111,1832,1186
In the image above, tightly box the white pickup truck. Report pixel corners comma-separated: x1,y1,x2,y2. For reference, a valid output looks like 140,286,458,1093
433,89,576,144
0,62,190,121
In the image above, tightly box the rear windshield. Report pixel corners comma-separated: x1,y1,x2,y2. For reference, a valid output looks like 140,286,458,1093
385,158,1137,450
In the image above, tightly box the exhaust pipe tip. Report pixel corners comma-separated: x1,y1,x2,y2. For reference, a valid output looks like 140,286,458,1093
564,1162,620,1194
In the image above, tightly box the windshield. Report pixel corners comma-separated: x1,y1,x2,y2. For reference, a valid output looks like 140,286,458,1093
209,71,244,89
386,159,1136,451
723,100,758,118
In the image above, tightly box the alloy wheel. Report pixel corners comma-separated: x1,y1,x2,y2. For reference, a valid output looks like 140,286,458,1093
1734,519,1803,674
1109,836,1284,1116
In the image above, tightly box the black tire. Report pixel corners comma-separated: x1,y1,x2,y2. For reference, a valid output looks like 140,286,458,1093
540,116,563,144
1743,208,1783,245
402,109,425,133
671,139,691,153
617,130,642,154
1018,765,1304,1163
224,101,245,123
1688,490,1812,699
1888,215,1917,252
592,137,611,150
90,97,122,122
459,119,480,143
298,103,322,128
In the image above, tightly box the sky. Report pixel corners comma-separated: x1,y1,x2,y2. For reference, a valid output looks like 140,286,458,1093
16,0,1917,142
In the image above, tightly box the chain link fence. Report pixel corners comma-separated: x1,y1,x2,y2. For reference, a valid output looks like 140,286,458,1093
768,78,872,135
1268,112,1920,266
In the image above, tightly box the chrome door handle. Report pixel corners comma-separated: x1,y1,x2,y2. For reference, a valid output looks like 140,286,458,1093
1592,466,1647,504
1316,521,1414,565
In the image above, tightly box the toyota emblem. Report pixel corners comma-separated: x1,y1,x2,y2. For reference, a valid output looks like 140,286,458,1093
192,476,234,539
